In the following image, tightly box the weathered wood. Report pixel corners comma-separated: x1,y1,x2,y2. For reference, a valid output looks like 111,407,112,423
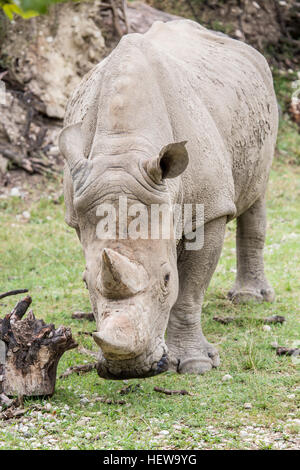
72,312,94,321
154,386,191,396
264,315,286,324
276,347,300,356
0,296,77,397
0,289,29,300
59,362,96,379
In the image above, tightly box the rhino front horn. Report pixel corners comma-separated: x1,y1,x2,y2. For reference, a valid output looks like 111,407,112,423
99,248,149,298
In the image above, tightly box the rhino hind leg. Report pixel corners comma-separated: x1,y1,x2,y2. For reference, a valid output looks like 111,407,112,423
166,217,227,374
228,195,275,304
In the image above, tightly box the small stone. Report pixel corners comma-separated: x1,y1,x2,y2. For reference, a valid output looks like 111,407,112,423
222,374,233,381
22,211,31,219
234,29,243,39
271,341,278,348
159,430,169,436
80,397,90,405
10,187,21,197
263,325,271,332
244,403,252,409
44,403,52,411
85,432,92,439
78,417,91,426
240,430,248,438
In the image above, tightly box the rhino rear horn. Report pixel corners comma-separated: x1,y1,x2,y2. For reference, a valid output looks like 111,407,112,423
99,249,149,298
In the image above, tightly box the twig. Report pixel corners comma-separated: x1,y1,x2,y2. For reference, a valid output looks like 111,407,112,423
78,346,98,358
110,0,124,37
213,316,234,324
185,0,201,23
95,396,126,405
276,347,300,357
10,296,32,322
0,289,28,300
59,362,97,379
154,386,191,396
264,315,286,324
72,312,94,321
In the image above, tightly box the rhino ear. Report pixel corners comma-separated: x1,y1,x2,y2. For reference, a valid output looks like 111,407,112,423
59,123,87,174
145,141,189,184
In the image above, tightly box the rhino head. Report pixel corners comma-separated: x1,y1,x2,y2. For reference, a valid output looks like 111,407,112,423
59,123,189,379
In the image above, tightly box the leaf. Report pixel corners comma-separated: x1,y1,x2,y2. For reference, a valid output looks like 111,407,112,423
2,2,39,19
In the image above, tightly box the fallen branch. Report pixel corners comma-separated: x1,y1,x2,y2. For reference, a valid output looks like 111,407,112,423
1,407,26,420
59,362,97,379
72,312,94,321
154,386,191,396
95,396,126,405
276,347,300,357
213,316,234,324
0,289,29,300
264,315,286,324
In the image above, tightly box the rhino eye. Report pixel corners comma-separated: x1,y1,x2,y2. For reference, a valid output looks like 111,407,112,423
164,273,170,287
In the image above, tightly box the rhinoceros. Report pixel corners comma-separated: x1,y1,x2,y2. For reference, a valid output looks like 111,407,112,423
59,20,278,379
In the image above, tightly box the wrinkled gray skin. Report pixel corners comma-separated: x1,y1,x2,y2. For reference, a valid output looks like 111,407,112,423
59,20,278,379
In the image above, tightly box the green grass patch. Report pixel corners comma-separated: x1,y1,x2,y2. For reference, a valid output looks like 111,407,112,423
0,159,299,450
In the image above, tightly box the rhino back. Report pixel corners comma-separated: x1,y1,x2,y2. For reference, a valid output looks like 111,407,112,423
64,20,278,222
143,20,278,218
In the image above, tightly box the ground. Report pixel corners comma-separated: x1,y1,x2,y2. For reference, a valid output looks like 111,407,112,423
0,72,299,450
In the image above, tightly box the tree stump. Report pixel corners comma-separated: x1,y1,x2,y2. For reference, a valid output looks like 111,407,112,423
0,296,77,397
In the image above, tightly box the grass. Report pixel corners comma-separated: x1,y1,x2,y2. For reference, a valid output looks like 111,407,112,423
0,158,299,450
0,72,299,450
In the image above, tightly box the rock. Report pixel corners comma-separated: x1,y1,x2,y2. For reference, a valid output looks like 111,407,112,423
234,29,244,39
0,155,8,174
80,397,90,405
78,417,91,426
222,374,233,381
263,325,271,332
22,211,31,220
10,187,21,197
1,2,106,119
244,403,252,409
159,430,169,436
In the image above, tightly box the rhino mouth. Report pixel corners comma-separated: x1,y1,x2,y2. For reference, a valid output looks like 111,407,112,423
95,346,169,380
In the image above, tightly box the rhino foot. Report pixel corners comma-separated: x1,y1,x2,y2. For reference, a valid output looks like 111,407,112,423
228,283,275,304
168,343,220,375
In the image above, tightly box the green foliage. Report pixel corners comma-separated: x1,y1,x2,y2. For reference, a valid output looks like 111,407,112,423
273,70,300,165
0,0,65,18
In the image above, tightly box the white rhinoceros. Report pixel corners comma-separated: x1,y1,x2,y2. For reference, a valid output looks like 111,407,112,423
59,20,278,379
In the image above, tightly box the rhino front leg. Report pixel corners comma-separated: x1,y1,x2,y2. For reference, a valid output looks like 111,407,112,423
228,195,275,304
166,216,227,374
